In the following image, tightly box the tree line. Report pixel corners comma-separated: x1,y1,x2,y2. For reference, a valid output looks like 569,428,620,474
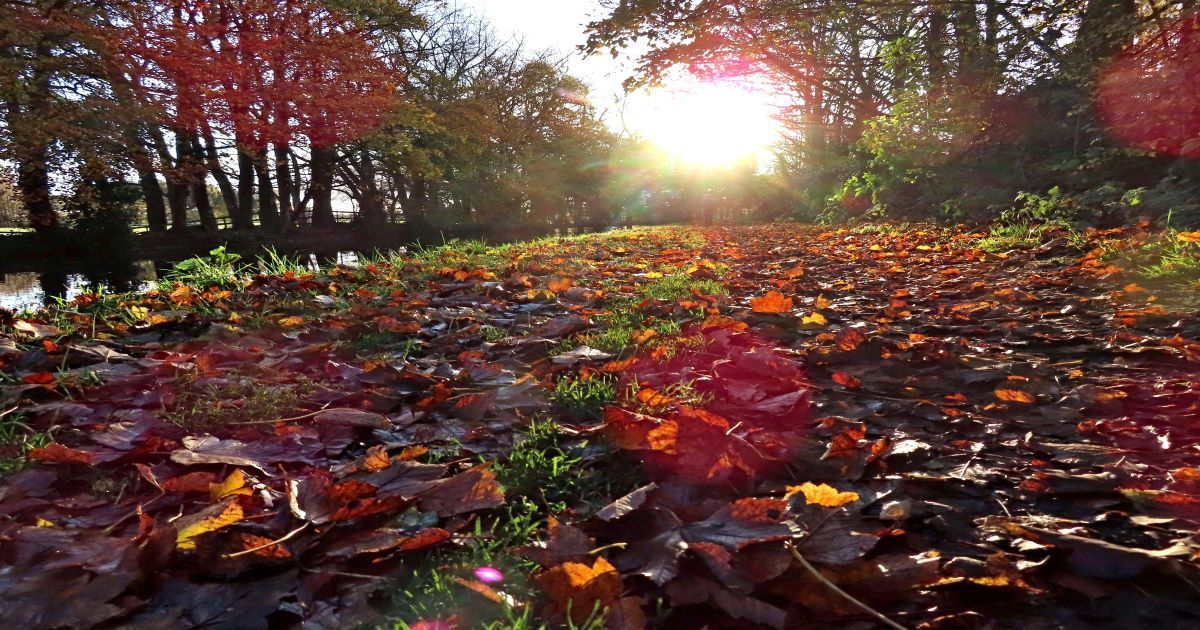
587,0,1200,226
1,1,626,241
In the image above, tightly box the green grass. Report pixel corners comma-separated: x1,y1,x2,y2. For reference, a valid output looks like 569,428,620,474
1134,234,1200,279
973,221,1048,253
0,411,51,474
345,331,421,358
163,375,316,429
159,245,248,290
255,247,312,276
640,273,725,301
480,325,509,342
550,375,617,420
390,417,632,629
1095,227,1200,280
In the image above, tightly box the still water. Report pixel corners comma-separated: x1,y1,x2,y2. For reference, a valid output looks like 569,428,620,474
0,251,361,313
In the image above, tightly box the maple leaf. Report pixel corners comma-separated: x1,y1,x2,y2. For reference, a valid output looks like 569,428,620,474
751,290,793,313
537,556,623,625
785,482,859,508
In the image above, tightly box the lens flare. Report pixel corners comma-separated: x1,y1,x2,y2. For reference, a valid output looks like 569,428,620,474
1096,11,1200,159
473,566,504,583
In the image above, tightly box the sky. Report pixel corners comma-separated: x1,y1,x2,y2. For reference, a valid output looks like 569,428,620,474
456,0,638,125
456,1,785,163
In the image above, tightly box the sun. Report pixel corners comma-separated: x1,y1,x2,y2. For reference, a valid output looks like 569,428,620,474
631,80,781,167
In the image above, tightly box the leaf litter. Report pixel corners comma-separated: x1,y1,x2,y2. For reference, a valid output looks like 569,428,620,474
1,224,1199,628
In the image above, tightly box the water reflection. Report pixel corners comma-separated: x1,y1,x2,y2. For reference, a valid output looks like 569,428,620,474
1,251,362,313
0,259,158,313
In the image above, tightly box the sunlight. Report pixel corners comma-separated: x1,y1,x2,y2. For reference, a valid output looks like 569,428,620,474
630,80,781,167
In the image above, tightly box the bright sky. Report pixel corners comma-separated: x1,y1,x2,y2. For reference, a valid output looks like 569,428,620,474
458,1,784,166
457,1,618,85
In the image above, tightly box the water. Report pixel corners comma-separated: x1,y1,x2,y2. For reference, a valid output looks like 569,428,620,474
0,251,361,314
0,223,600,313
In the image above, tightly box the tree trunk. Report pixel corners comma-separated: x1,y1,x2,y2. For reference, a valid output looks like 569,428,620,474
235,148,256,229
186,136,218,231
927,5,949,87
139,168,168,233
358,150,386,226
166,180,190,231
16,142,57,233
192,178,218,231
310,145,336,227
201,131,238,219
254,149,279,230
5,69,57,233
273,143,293,232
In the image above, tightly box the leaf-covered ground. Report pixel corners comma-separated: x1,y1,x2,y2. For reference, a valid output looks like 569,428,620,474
1,224,1199,629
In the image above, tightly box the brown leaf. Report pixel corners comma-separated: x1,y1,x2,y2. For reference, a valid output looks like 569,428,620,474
595,483,658,522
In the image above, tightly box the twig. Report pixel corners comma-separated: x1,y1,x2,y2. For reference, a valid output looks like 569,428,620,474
231,404,351,425
786,541,907,630
224,522,309,558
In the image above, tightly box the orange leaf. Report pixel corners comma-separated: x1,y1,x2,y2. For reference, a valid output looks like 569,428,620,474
994,388,1035,404
785,482,860,508
630,328,657,344
537,557,623,625
548,276,575,292
831,371,861,389
1174,230,1200,243
27,443,93,464
635,387,676,408
702,315,748,331
751,290,793,313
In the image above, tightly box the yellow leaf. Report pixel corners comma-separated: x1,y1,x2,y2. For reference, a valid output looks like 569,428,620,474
814,294,832,309
786,482,859,508
802,311,828,326
278,316,306,329
210,469,253,502
1174,230,1200,243
176,501,244,550
35,517,54,528
994,388,1036,404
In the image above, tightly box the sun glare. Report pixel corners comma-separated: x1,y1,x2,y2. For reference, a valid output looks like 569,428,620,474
632,81,781,167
